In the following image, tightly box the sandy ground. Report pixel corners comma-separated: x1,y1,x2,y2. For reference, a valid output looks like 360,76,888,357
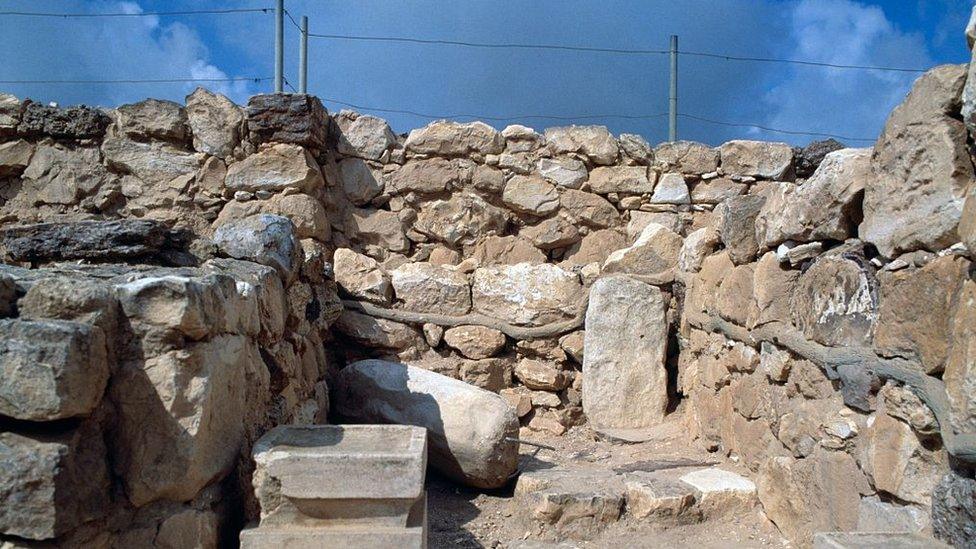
427,420,790,548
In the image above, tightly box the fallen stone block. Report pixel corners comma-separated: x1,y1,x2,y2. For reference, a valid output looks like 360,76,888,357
625,478,698,522
252,425,426,527
334,360,519,489
514,468,626,540
240,524,425,549
678,468,756,517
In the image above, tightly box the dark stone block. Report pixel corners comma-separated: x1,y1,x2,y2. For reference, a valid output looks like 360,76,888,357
245,94,328,151
17,102,110,140
793,138,847,179
932,469,976,548
0,219,183,265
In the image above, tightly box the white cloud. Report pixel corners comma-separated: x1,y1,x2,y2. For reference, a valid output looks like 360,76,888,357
0,0,256,107
761,0,934,145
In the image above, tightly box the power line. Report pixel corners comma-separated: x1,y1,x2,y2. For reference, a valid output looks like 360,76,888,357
283,9,303,32
677,114,875,142
0,77,271,84
308,33,669,56
680,50,927,73
0,8,272,18
319,97,669,122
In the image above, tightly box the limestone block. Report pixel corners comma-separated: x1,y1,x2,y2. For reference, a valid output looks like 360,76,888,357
224,143,324,194
213,193,330,241
102,135,203,185
677,468,756,517
185,87,244,158
0,319,108,421
946,279,976,434
514,468,626,539
334,360,519,488
391,262,471,315
752,251,799,327
246,94,329,150
459,358,512,392
544,125,619,165
0,219,173,266
677,227,719,274
719,140,794,179
689,177,746,204
502,175,560,216
443,325,506,359
521,217,580,250
618,133,653,163
205,258,287,344
587,165,653,194
514,359,569,392
0,139,34,178
559,189,620,228
874,255,968,374
583,276,667,430
653,140,719,174
791,255,877,347
813,532,950,549
863,412,946,505
334,110,396,161
537,157,587,189
345,207,410,252
17,102,109,139
561,229,627,267
625,478,697,521
602,223,682,283
472,263,584,326
414,193,508,246
115,98,189,143
389,157,460,195
716,194,765,265
861,65,970,257
857,495,930,534
109,334,265,506
333,248,392,304
333,310,426,351
405,120,503,156
650,173,690,204
0,93,23,136
470,235,546,266
20,143,111,205
214,214,301,281
154,509,220,549
337,158,384,205
240,524,425,549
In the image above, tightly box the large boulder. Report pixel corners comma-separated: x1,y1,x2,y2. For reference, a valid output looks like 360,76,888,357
333,360,519,488
502,175,560,216
583,276,668,430
213,214,301,281
544,125,619,165
588,165,653,194
344,207,410,253
102,135,203,185
756,148,872,248
391,262,471,315
20,143,112,206
224,143,324,194
333,310,426,351
537,157,587,189
185,87,244,158
337,157,384,205
0,319,108,421
213,192,330,241
719,140,794,180
560,189,620,228
861,65,971,257
333,248,392,304
246,93,329,150
472,263,584,326
389,157,460,195
862,411,946,505
404,120,503,157
470,235,546,266
602,223,682,283
0,423,111,540
334,110,396,161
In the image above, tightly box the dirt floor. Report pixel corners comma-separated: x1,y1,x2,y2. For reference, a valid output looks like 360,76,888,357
427,419,790,548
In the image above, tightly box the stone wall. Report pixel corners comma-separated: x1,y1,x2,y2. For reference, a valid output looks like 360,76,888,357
0,19,975,546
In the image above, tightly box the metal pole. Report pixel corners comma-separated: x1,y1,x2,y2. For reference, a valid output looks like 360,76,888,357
274,0,284,93
299,15,308,94
669,35,678,142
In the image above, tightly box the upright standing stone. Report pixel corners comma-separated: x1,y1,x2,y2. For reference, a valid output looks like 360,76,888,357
583,276,668,430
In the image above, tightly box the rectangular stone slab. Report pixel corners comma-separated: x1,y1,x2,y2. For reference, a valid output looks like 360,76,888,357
239,525,425,549
812,532,951,549
254,425,427,501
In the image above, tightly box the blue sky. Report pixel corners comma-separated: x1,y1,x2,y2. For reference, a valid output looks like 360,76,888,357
0,0,972,146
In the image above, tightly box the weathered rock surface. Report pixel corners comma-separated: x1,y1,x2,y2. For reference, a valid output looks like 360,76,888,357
334,310,425,351
588,166,653,194
213,214,301,280
946,279,976,434
470,235,546,266
17,102,110,139
863,411,946,505
224,143,324,194
443,325,507,359
0,139,33,178
583,276,667,429
345,207,410,252
115,99,189,143
654,141,719,174
932,470,976,548
559,189,619,228
794,138,846,178
334,360,519,488
19,143,111,206
472,263,584,326
405,120,503,157
185,87,244,158
0,319,108,421
214,192,330,241
544,126,619,165
756,148,871,247
335,110,396,160
791,255,877,347
333,248,391,304
246,93,328,150
650,173,690,204
502,175,560,216
414,193,508,246
537,157,587,189
861,65,971,257
391,262,471,315
0,219,174,265
514,359,569,392
720,140,794,180
716,194,766,265
521,217,580,250
602,223,682,283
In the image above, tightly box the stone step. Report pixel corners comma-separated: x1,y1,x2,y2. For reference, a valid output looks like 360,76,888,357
812,532,952,549
240,524,426,549
512,463,757,540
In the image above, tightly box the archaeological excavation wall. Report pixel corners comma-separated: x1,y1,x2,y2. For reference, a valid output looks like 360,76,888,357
1,17,976,548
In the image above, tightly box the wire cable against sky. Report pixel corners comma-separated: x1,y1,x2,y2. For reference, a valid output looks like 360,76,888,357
0,77,270,84
679,50,927,73
677,114,874,142
0,8,272,18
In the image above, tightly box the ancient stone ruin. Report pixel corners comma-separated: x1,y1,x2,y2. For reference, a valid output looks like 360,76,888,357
2,14,976,549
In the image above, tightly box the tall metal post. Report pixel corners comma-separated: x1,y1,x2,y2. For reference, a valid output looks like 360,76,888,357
274,0,284,93
299,16,308,94
669,35,678,142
